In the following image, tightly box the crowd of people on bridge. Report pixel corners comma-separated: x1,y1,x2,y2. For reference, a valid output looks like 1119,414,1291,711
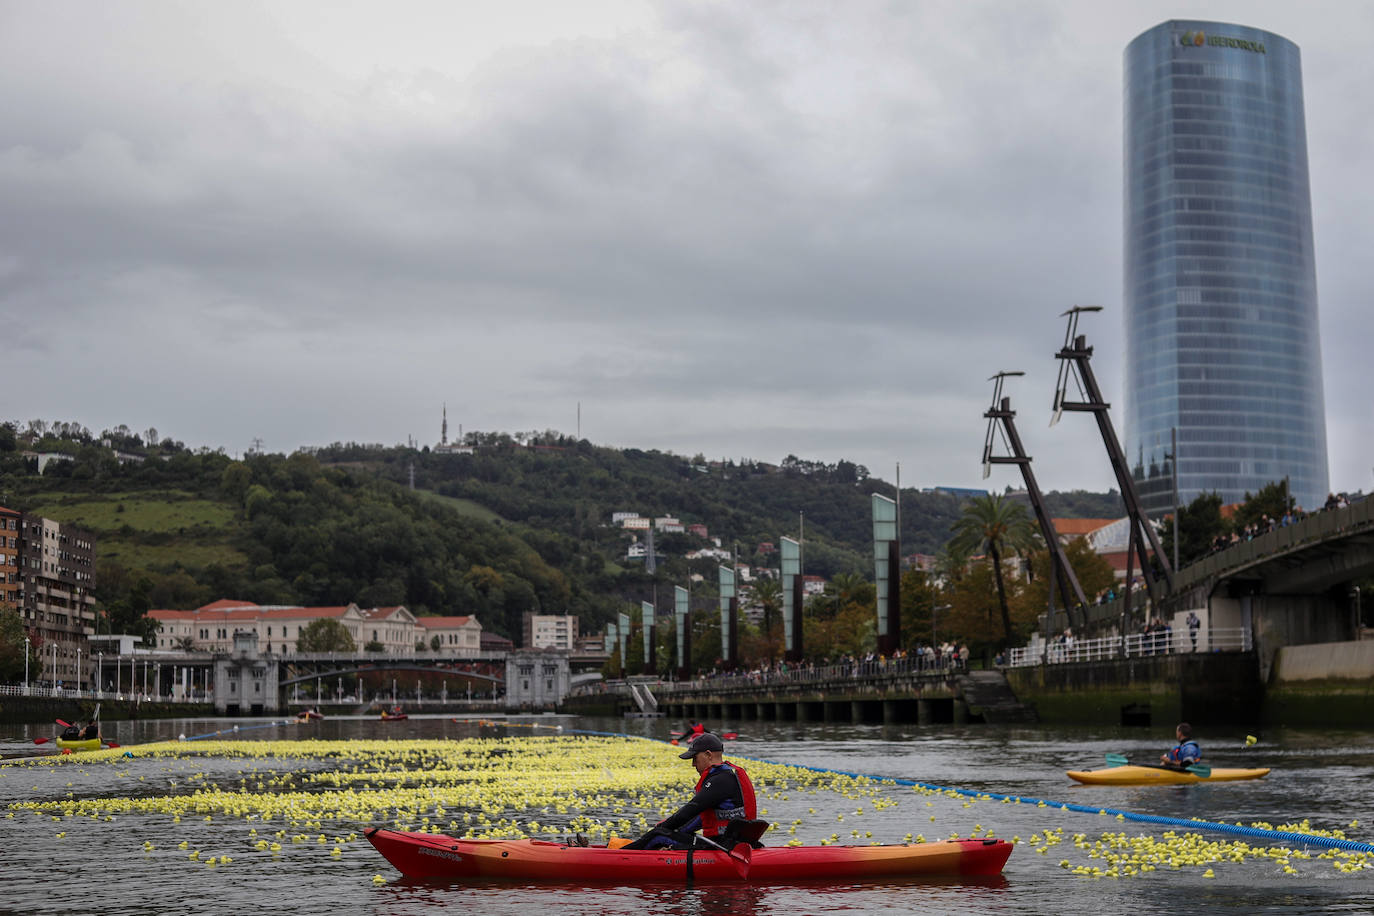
680,643,972,687
1204,491,1357,556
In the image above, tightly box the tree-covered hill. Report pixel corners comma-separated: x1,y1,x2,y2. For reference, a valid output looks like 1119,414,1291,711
0,421,1122,641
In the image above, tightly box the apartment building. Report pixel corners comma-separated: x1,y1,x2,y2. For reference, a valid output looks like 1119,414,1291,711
521,612,579,650
1,506,97,688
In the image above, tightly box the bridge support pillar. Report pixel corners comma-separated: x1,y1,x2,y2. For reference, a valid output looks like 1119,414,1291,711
953,699,969,724
850,700,864,723
917,699,932,725
755,702,769,720
774,702,792,721
824,702,841,723
796,702,813,722
883,700,899,725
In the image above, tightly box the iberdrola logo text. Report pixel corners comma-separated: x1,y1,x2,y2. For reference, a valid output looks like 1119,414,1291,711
1179,30,1266,53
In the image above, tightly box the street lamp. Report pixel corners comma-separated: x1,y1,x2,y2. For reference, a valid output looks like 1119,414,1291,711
23,635,30,694
76,647,81,695
932,603,951,647
97,652,103,698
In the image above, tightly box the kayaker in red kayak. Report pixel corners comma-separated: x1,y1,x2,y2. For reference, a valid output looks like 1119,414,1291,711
624,733,758,850
1160,722,1201,768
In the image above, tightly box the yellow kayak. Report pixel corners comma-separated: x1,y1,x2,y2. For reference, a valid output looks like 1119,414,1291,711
55,737,105,752
1068,765,1270,785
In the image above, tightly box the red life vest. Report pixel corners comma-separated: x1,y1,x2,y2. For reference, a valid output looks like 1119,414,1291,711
695,762,756,837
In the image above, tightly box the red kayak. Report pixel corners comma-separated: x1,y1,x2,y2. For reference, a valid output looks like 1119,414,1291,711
380,713,408,721
365,828,1010,883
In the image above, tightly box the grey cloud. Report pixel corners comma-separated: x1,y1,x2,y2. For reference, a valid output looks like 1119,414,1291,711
1,1,1368,494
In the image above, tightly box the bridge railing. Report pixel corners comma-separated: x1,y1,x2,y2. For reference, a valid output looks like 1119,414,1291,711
1005,627,1252,667
1050,497,1374,634
645,654,966,695
0,684,205,702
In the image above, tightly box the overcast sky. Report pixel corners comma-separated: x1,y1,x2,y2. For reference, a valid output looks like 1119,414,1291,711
3,1,1370,494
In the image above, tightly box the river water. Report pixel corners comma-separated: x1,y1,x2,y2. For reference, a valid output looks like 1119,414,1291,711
3,714,1372,915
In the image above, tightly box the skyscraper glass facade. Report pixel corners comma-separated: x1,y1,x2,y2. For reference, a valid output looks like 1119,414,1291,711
1124,21,1328,516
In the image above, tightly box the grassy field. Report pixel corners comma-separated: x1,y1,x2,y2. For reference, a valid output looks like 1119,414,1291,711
97,540,250,569
23,490,247,571
412,489,506,524
25,492,238,533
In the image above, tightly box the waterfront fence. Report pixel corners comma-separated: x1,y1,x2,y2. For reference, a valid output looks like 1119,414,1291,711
577,653,966,697
1005,627,1251,668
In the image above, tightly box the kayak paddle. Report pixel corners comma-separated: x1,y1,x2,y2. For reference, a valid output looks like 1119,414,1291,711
694,834,752,880
1105,753,1211,777
56,718,72,729
34,737,51,745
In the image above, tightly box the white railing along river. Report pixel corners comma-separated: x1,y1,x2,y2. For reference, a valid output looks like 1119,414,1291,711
1005,627,1252,668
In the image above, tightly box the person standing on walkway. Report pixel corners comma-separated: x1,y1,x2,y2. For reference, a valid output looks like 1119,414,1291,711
1186,611,1201,652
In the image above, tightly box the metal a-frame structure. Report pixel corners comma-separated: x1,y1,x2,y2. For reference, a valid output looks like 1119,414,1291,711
1051,307,1174,624
982,371,1091,632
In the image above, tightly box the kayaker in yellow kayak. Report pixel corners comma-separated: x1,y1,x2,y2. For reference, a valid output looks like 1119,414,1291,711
1160,722,1201,769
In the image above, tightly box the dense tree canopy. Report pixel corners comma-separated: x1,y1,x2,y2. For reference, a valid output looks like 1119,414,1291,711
0,417,1137,667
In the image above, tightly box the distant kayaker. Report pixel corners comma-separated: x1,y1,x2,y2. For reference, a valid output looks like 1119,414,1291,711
674,722,706,743
1160,722,1201,768
624,732,757,850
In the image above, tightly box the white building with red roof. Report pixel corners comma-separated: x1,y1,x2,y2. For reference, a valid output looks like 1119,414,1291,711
148,600,494,656
356,605,420,654
148,600,369,655
415,615,483,655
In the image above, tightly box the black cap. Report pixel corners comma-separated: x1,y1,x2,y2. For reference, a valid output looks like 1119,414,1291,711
679,732,725,758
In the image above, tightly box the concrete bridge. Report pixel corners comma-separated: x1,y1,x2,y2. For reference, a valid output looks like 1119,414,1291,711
279,652,506,688
1052,498,1374,678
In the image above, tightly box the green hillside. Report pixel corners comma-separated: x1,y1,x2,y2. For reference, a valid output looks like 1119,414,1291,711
0,424,1122,642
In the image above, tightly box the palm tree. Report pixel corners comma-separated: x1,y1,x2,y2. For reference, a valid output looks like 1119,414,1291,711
948,494,1038,644
828,572,869,608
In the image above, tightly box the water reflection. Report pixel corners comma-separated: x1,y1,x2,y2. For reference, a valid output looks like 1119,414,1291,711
3,714,1373,915
379,875,1011,916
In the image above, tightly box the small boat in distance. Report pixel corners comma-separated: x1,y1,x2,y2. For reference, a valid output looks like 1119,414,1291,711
54,736,105,753
1068,765,1270,785
380,706,408,721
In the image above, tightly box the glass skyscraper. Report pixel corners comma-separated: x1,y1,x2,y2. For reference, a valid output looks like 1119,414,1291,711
1124,20,1328,516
